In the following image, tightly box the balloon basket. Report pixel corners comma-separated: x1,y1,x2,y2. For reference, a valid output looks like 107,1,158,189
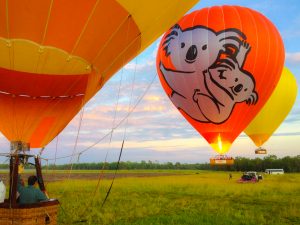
255,147,267,154
0,141,59,224
210,155,234,165
0,200,59,225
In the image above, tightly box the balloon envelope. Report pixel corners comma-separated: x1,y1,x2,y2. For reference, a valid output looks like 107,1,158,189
156,6,285,154
0,0,198,148
244,67,298,147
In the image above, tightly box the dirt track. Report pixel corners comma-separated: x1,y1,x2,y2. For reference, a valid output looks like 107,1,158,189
0,171,182,184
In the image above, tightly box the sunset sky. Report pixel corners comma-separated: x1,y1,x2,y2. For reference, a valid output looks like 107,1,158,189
0,0,299,164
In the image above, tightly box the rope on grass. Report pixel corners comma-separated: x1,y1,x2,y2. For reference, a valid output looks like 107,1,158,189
71,18,135,222
101,139,124,207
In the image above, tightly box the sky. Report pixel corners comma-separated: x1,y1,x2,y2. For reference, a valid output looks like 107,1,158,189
1,0,299,164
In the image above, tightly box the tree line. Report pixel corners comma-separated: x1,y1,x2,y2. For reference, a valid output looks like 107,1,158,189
0,155,299,172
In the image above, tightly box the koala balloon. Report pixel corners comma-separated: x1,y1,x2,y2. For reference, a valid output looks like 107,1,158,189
159,24,258,124
156,6,285,155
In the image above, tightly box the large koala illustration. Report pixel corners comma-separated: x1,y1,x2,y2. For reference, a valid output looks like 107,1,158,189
159,24,258,124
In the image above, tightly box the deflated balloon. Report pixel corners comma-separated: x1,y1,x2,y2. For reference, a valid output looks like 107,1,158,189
244,67,298,147
0,0,198,148
156,6,285,154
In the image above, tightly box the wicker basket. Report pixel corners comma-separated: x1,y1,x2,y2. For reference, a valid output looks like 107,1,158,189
0,200,59,225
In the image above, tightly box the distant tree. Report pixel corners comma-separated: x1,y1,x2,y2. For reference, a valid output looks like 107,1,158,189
39,155,300,172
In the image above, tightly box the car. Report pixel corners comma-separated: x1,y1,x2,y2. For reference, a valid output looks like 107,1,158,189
237,171,263,183
237,174,258,183
244,171,258,179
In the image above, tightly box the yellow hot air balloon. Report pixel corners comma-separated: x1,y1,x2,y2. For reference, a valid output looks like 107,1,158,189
244,67,298,149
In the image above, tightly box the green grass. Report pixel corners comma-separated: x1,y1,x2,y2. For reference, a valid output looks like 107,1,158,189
0,169,198,174
44,171,300,225
43,169,198,174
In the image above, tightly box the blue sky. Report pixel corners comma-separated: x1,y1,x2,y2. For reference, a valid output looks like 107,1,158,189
1,0,299,164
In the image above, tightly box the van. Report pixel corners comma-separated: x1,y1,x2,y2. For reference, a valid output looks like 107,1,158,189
265,169,284,174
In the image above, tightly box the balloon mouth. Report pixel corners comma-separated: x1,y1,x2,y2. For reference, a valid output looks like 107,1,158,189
210,134,231,154
0,66,88,99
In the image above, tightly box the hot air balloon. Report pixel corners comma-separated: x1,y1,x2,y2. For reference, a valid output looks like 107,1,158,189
156,6,285,164
244,67,298,154
0,0,198,223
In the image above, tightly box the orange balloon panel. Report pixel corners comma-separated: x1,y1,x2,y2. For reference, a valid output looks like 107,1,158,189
0,67,88,148
156,6,285,154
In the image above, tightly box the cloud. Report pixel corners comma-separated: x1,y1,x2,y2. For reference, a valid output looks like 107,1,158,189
286,52,300,64
272,132,300,137
124,60,155,72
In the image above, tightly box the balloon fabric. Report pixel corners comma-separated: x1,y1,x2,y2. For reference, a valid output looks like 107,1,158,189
245,67,298,147
156,6,285,154
0,0,198,148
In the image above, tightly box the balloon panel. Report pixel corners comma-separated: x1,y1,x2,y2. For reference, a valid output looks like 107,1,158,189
245,67,298,147
0,67,87,147
157,6,285,154
0,0,199,148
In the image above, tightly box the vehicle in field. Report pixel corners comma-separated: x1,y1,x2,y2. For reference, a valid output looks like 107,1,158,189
238,174,258,183
244,171,258,179
265,169,284,174
237,171,263,183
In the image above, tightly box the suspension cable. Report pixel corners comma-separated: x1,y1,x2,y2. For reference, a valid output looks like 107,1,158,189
42,72,157,162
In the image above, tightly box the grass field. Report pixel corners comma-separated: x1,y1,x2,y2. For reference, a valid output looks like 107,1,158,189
41,171,300,225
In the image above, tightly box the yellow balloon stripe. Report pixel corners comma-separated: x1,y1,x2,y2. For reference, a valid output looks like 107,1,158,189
0,38,91,75
117,0,199,52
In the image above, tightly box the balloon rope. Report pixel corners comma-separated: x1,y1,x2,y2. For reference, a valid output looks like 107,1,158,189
98,52,138,207
87,36,127,206
109,46,125,142
91,15,131,64
71,0,102,55
42,72,156,162
123,49,138,140
72,23,137,221
57,105,85,199
41,158,50,190
91,16,132,215
42,136,59,189
66,105,85,181
101,139,124,207
90,17,129,197
41,0,54,45
5,0,9,38
100,47,138,208
53,136,59,168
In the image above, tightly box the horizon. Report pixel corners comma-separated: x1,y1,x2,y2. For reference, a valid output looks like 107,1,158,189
0,0,299,164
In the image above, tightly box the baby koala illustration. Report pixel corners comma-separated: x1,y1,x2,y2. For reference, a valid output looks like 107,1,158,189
159,25,258,124
193,42,258,123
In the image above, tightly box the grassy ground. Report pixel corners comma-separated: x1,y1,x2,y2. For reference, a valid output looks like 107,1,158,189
43,171,300,225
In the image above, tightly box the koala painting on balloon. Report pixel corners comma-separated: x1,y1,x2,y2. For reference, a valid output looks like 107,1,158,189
159,24,258,124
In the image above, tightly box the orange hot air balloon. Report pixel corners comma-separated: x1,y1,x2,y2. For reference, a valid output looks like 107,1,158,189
0,0,198,148
156,6,285,154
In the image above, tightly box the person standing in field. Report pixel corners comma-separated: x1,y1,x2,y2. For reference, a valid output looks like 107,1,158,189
0,177,5,203
229,173,232,180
